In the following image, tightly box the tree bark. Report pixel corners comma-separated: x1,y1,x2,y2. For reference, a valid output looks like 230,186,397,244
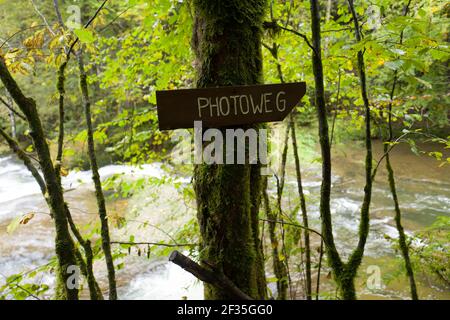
169,251,253,300
344,0,374,300
384,148,418,299
0,57,79,300
77,52,117,300
290,116,312,300
191,0,267,300
309,0,344,290
382,0,418,300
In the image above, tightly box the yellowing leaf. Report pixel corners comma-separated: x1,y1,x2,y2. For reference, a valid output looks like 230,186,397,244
60,167,69,177
7,213,35,234
20,213,35,225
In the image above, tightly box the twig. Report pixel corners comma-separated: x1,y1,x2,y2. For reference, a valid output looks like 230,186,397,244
0,126,46,194
0,96,26,120
30,0,55,36
98,6,132,33
0,25,46,49
260,218,323,239
371,132,409,181
14,284,41,300
169,251,253,300
66,0,109,58
111,241,197,248
278,25,316,54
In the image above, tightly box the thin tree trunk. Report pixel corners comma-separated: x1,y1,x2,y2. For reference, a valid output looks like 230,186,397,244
77,52,117,300
290,116,312,300
0,58,79,300
309,0,375,300
344,0,374,300
65,204,104,300
309,0,344,292
315,240,324,300
384,147,418,299
276,121,291,300
382,0,418,300
191,0,267,299
52,0,105,300
55,62,67,184
264,36,312,300
264,40,290,299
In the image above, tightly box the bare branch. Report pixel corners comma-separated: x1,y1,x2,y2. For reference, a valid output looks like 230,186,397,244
169,251,253,300
0,125,46,194
30,0,55,36
0,25,46,49
111,241,197,248
66,0,109,58
0,96,26,120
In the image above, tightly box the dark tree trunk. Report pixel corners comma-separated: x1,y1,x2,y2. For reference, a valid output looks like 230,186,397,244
309,0,344,290
290,116,312,300
384,148,418,300
77,52,117,300
0,58,79,300
382,0,418,301
191,0,267,300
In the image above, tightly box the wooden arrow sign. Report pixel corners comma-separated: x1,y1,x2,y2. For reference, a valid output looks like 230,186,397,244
156,82,306,130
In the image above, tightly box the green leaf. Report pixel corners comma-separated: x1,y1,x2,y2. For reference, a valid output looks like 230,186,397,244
384,60,404,71
7,216,21,234
415,77,432,89
74,29,96,44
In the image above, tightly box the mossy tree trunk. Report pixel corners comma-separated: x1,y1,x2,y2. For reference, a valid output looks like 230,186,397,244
309,0,375,300
384,147,418,300
382,0,418,301
309,0,345,296
0,58,79,300
290,116,312,300
77,52,117,300
191,0,267,300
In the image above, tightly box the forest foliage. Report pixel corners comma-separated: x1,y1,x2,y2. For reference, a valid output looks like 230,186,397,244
0,0,448,300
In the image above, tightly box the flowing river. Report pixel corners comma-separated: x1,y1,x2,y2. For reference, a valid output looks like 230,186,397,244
0,139,449,300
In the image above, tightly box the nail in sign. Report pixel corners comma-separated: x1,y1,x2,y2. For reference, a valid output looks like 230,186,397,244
156,82,306,130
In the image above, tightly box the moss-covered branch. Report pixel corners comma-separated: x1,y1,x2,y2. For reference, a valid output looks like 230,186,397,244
309,0,343,287
290,115,312,300
382,0,418,301
0,125,46,194
0,56,79,300
77,51,117,300
170,251,254,300
345,0,373,294
0,96,26,120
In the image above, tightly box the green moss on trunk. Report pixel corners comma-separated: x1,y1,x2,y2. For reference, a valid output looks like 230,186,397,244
0,58,79,300
192,0,268,299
